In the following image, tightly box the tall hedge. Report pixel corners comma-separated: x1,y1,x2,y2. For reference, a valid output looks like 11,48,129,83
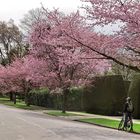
29,87,83,111
124,80,131,94
128,74,140,119
67,87,83,111
83,75,127,115
52,87,84,111
29,88,54,108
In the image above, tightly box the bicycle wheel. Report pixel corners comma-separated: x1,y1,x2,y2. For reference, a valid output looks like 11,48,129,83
118,119,124,130
126,120,133,132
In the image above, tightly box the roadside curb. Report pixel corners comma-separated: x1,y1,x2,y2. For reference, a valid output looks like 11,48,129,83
44,112,140,135
75,120,140,135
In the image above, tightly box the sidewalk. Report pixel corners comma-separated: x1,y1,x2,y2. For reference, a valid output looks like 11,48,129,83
44,110,140,124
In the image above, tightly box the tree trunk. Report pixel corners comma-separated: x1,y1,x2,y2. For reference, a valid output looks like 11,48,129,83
24,82,31,107
62,89,68,113
9,92,13,101
13,93,16,104
25,92,30,106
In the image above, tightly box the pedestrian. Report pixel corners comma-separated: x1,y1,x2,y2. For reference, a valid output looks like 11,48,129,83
123,97,134,131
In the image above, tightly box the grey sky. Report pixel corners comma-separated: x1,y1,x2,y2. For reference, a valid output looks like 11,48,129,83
0,0,120,34
0,0,82,24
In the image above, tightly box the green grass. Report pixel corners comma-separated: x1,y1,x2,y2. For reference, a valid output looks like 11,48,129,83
47,111,80,116
79,118,140,133
0,97,46,110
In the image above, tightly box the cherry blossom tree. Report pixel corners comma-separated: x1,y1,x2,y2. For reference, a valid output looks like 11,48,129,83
81,0,140,71
4,59,35,104
36,4,140,72
0,9,111,112
0,59,26,104
1,61,29,104
29,19,110,112
0,42,109,110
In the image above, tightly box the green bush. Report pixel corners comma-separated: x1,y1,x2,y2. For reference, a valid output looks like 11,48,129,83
51,87,84,111
29,88,54,108
51,94,62,110
67,87,83,111
124,80,131,94
128,74,140,119
27,87,83,111
83,75,127,115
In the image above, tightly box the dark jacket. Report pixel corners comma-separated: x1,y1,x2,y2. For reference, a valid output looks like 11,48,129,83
123,101,134,113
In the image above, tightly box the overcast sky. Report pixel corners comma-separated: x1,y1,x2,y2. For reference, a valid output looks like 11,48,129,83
0,0,82,24
0,0,120,34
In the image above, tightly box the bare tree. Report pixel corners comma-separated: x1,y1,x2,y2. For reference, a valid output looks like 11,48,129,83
20,8,47,34
0,20,25,65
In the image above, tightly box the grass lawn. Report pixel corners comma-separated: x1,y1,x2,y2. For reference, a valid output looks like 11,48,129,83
46,110,81,116
79,118,140,133
0,97,46,110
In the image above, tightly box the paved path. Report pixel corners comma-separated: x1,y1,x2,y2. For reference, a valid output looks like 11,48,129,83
53,111,140,124
0,105,140,140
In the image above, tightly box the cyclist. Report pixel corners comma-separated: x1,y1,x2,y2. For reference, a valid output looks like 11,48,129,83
123,97,134,131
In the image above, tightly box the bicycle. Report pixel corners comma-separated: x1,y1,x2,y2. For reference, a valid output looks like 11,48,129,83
118,113,133,132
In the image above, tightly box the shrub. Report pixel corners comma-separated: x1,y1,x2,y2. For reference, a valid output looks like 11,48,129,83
29,88,54,108
128,74,140,119
124,81,131,94
67,87,84,111
51,87,84,111
83,75,127,115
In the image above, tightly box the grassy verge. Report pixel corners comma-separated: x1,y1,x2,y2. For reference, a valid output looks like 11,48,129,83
46,111,80,116
0,97,46,110
79,118,140,133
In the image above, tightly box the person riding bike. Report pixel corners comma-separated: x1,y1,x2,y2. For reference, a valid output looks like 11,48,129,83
123,97,134,131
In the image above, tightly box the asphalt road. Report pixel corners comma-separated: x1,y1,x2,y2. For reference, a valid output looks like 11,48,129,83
0,105,140,140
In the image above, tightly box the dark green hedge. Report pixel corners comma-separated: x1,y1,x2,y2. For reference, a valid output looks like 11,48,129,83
83,75,127,115
67,87,83,111
28,87,83,111
51,87,84,111
124,81,131,94
29,88,54,108
128,74,140,119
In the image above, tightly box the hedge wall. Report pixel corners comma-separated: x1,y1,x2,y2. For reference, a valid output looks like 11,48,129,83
28,87,83,111
124,80,131,94
83,75,127,116
67,87,83,111
128,74,140,119
29,88,54,108
51,87,83,111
